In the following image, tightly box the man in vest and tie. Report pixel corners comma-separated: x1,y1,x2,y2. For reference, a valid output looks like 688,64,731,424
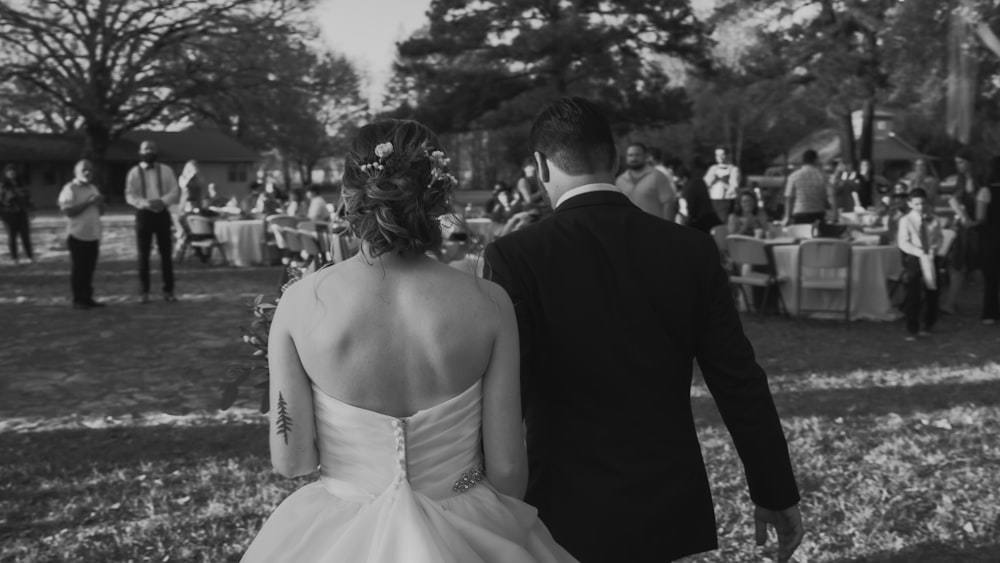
125,140,180,303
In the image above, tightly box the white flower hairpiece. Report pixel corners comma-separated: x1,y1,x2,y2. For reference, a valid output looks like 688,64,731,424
427,148,457,190
360,142,393,174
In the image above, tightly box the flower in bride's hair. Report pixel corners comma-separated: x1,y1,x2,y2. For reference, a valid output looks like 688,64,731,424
428,149,449,169
374,142,394,159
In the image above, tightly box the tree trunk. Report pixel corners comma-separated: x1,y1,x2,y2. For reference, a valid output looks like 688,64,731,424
859,99,875,169
81,120,115,202
839,111,857,169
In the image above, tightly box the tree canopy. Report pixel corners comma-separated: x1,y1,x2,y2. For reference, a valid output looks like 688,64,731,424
388,0,710,133
0,0,320,161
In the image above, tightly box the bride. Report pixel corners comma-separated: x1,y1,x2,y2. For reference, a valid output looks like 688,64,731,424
241,120,575,562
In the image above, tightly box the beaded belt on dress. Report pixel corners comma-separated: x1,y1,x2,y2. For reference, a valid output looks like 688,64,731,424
452,464,485,493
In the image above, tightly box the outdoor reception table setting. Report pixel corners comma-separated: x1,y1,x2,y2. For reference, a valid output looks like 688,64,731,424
737,219,903,321
213,218,265,267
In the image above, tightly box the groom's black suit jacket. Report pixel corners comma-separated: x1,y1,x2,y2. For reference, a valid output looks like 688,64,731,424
484,190,799,562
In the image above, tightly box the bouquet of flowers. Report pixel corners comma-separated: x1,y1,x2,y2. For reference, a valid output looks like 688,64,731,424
219,264,305,413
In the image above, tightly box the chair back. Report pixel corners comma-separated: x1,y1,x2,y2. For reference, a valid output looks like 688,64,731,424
265,214,299,230
298,225,321,257
282,226,304,253
710,225,729,253
798,238,851,270
726,235,769,268
186,215,214,236
784,224,814,240
312,222,333,263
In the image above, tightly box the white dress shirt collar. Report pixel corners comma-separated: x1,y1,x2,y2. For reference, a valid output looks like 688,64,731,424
555,183,622,209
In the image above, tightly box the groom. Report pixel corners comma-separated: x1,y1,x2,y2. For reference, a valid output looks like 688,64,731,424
484,97,803,563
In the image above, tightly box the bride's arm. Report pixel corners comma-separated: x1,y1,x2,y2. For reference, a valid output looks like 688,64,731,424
480,282,528,499
267,286,319,478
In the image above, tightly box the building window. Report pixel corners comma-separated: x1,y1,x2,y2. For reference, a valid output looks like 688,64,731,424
228,163,248,183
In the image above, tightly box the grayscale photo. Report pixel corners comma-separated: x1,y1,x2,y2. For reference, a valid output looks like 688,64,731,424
2,0,999,561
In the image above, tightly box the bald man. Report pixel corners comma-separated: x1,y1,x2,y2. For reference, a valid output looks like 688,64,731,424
125,140,180,303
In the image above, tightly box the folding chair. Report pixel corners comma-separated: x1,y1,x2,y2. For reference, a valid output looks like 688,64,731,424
310,221,333,265
297,221,323,271
796,238,852,321
726,235,787,316
265,214,299,264
180,215,228,266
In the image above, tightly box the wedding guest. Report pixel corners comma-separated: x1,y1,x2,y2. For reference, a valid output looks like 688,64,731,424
703,147,741,222
783,149,835,225
285,187,308,218
484,181,520,224
904,158,940,206
437,215,481,276
202,183,232,216
305,184,331,222
898,188,943,340
978,157,1000,324
255,181,283,217
58,160,105,309
677,161,723,235
125,140,179,303
832,160,859,212
616,142,676,220
239,182,264,218
727,189,770,236
178,160,206,214
0,163,35,265
942,149,984,314
881,193,910,244
502,157,551,234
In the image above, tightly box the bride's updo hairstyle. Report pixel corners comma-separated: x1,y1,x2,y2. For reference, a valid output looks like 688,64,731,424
342,120,457,258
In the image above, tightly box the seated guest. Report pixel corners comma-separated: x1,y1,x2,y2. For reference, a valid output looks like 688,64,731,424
897,188,943,340
254,181,282,217
677,163,722,235
434,214,481,276
484,181,521,224
239,183,264,218
305,184,331,222
286,187,309,218
727,189,770,236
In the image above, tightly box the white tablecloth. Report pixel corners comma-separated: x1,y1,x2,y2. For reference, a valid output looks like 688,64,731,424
772,244,903,321
214,220,264,267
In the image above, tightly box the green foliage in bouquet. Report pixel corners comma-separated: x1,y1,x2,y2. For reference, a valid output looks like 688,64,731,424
219,265,305,413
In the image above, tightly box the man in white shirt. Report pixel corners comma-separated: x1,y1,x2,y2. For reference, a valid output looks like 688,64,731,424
125,140,180,303
305,185,331,222
615,142,676,220
58,159,105,309
703,147,741,222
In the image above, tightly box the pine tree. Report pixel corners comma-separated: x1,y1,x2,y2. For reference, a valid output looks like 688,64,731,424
276,392,293,445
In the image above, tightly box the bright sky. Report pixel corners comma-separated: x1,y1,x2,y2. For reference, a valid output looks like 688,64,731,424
315,0,717,109
315,0,433,109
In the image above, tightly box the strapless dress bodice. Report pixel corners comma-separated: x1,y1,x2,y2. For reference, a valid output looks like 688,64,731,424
312,379,484,502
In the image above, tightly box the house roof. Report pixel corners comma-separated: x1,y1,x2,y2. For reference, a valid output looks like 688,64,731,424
773,128,934,165
0,127,258,163
124,128,259,163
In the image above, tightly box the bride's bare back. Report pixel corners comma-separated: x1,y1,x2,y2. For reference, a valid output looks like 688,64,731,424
277,253,500,418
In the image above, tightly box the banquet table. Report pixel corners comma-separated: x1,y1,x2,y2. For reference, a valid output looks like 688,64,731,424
214,219,265,267
772,244,903,321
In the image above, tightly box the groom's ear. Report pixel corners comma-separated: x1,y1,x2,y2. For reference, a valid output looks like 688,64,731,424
534,151,550,183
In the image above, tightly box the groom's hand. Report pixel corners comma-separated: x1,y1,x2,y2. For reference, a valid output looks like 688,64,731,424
754,504,803,563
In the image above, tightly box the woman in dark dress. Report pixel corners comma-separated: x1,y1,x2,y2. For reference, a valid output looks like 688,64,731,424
943,150,983,314
677,163,722,234
0,164,35,265
979,157,1000,324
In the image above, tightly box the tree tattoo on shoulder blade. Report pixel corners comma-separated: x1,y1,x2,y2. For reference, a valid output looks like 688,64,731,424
276,392,293,444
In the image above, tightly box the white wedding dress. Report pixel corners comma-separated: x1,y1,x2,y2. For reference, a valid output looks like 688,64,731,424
242,379,576,562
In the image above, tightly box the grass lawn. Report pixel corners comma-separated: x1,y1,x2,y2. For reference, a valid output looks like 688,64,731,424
2,234,1000,561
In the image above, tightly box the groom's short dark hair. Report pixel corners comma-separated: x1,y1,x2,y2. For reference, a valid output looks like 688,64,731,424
530,97,616,175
